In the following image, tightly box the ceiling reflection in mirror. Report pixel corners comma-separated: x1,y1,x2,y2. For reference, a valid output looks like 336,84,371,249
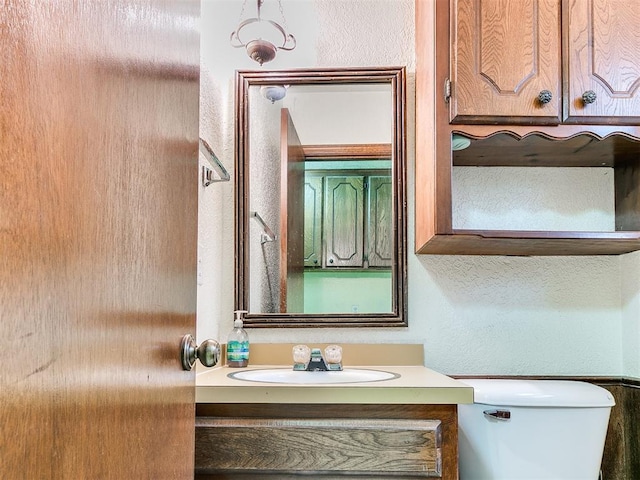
235,68,407,327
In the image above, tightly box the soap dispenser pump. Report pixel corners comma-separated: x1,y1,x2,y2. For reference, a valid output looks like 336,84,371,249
227,310,249,368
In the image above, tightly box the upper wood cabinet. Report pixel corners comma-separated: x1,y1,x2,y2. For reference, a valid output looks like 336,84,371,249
304,172,393,268
415,0,640,255
451,0,640,125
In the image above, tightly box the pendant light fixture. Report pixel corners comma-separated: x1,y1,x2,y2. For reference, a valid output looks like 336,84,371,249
230,0,296,66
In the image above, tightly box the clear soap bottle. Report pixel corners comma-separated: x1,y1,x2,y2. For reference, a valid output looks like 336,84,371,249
226,310,249,368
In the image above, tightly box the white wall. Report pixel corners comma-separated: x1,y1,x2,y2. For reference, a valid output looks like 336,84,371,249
198,0,636,377
622,252,640,378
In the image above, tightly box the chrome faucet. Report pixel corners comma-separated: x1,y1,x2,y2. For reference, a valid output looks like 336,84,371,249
292,345,343,371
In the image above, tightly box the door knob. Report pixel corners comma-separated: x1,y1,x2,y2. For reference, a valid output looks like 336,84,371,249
180,334,220,371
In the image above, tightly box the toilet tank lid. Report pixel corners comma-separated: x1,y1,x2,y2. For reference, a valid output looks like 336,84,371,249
460,379,615,407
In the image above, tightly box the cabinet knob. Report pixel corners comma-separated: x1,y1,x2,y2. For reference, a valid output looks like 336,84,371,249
180,334,220,370
537,90,553,105
582,90,597,105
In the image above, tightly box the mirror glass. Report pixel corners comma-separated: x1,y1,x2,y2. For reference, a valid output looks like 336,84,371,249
235,67,406,327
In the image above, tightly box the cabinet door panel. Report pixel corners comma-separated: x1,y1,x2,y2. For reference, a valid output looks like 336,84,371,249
451,0,561,124
324,176,364,268
304,175,323,267
196,418,442,477
566,0,640,123
367,176,393,267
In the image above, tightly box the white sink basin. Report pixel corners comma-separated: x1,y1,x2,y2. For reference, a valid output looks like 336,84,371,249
228,368,399,384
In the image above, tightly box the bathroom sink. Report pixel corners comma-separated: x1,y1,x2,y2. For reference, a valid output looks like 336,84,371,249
228,368,399,384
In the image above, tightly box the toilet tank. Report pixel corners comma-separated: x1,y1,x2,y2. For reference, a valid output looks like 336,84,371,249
458,379,615,480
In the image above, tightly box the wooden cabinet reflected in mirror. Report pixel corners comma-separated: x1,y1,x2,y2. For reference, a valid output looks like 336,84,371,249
235,67,407,327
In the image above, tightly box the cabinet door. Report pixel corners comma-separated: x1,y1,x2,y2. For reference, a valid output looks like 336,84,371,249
565,0,640,123
324,176,364,268
451,0,561,124
367,176,393,267
304,174,323,267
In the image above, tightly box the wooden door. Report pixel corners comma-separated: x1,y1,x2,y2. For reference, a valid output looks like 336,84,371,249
565,0,640,123
324,176,365,268
279,109,305,312
1,1,200,478
450,0,562,124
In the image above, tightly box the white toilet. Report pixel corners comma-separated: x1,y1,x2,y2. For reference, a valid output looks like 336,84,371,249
458,379,615,480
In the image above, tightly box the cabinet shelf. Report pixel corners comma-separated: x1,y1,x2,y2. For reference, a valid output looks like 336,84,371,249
419,231,640,256
418,131,640,255
452,131,640,168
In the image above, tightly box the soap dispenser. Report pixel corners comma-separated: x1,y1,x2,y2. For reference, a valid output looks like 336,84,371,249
226,310,249,368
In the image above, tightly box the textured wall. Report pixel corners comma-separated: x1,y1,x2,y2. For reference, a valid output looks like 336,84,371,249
452,167,615,231
622,253,640,378
198,0,636,377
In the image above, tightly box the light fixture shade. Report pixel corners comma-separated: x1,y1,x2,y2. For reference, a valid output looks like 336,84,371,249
260,85,288,103
246,39,277,65
230,0,296,65
451,134,471,151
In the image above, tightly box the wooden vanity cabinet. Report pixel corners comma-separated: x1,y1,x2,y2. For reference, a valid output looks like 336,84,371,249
367,175,394,267
195,403,459,479
415,0,640,255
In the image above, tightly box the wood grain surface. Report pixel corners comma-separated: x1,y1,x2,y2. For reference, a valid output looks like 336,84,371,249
196,403,459,479
1,1,200,477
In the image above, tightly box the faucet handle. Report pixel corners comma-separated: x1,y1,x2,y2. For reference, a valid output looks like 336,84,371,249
292,344,311,365
324,345,343,365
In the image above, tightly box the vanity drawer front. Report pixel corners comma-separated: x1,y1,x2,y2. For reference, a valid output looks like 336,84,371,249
195,417,442,477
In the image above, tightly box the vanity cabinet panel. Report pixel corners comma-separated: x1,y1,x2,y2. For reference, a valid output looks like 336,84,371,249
451,0,561,124
565,0,640,124
195,403,459,480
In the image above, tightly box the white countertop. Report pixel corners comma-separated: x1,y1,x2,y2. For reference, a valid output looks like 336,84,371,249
196,364,474,405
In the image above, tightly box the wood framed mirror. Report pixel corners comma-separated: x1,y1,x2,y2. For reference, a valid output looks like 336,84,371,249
235,67,407,327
